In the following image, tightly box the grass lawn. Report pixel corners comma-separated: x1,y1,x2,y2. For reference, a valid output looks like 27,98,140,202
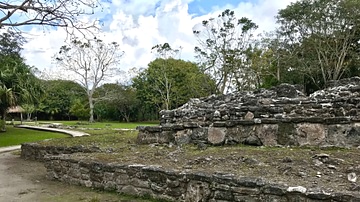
41,121,159,129
0,126,69,147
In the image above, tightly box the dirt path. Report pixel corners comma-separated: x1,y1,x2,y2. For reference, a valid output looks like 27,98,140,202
0,151,149,202
0,151,43,201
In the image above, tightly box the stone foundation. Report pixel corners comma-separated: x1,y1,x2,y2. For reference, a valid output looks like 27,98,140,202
21,142,100,161
137,77,360,147
45,154,360,202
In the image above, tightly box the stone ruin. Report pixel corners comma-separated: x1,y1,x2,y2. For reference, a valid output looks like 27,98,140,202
137,77,360,147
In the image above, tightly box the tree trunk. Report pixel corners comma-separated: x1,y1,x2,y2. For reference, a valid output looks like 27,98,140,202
124,115,130,123
1,111,7,132
89,96,94,122
277,57,280,82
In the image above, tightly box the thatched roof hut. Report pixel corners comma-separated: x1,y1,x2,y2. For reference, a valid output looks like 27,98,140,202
8,106,25,113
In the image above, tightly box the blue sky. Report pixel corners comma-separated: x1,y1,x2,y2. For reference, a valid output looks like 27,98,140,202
18,0,297,82
188,0,244,15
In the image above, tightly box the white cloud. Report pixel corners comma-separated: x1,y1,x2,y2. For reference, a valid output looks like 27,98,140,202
21,0,297,83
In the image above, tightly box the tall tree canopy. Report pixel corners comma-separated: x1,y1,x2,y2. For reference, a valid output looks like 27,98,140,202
55,38,124,122
193,9,258,94
38,79,86,120
0,30,41,131
132,58,217,111
276,0,360,88
94,83,140,122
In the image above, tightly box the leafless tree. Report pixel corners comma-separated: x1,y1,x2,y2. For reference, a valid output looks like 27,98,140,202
55,38,124,122
0,0,101,35
193,9,258,94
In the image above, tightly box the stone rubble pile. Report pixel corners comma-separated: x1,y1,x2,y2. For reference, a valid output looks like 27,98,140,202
137,77,360,147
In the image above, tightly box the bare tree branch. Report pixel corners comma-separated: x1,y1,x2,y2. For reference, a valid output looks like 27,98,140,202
55,38,124,122
0,0,102,36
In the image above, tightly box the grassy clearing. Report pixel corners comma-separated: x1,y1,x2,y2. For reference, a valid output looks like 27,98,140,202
26,121,159,129
39,129,138,149
0,126,69,147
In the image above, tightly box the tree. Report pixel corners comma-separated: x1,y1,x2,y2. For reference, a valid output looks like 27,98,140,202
55,38,124,122
94,83,140,122
277,0,360,87
0,30,41,131
193,9,258,93
0,0,100,35
69,98,89,121
38,79,86,120
148,43,179,110
132,58,217,111
21,103,35,121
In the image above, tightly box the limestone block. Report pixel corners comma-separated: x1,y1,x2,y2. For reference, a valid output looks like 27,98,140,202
256,124,278,146
295,123,326,146
207,127,226,145
184,181,211,202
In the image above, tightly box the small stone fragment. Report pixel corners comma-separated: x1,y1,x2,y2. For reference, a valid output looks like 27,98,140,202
287,186,307,193
214,110,221,117
328,165,336,170
313,159,323,167
254,118,262,124
282,157,293,163
316,171,322,178
197,142,207,150
348,172,357,183
313,153,330,159
244,111,254,120
183,165,192,169
298,172,306,177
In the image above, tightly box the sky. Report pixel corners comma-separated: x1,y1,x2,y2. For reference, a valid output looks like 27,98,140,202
20,0,297,83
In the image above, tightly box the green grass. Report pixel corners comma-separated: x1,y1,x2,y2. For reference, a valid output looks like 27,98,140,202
0,126,69,147
37,121,159,129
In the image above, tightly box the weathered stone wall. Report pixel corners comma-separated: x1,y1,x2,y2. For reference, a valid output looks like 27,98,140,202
137,77,360,147
21,142,100,161
45,154,360,202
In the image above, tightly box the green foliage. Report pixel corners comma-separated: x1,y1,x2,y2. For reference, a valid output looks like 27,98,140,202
0,30,42,131
21,103,36,121
276,0,360,89
94,83,140,122
132,58,217,111
39,79,86,120
70,99,90,121
0,119,5,132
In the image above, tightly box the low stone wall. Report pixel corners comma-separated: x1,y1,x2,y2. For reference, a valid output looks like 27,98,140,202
137,122,360,147
21,142,100,161
45,154,360,202
137,77,360,147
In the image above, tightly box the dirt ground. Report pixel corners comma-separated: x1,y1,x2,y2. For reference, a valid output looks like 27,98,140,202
36,130,360,197
0,151,152,202
83,143,360,196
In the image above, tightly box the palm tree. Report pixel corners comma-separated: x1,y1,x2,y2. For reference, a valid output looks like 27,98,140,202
0,58,41,132
0,30,42,132
0,85,14,131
